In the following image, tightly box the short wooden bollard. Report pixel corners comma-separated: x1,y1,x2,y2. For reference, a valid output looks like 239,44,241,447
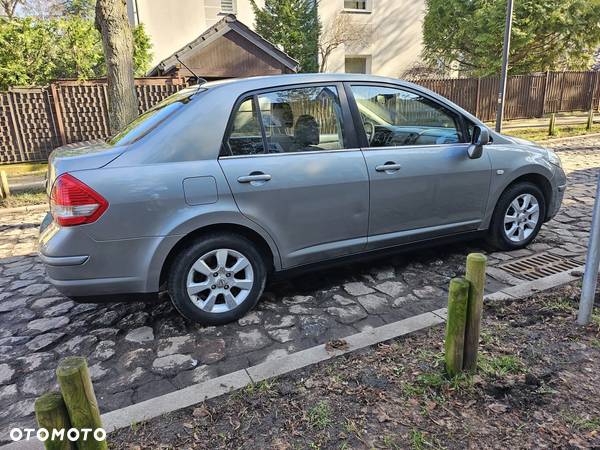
548,113,557,136
35,392,75,450
0,171,9,199
444,277,470,377
56,357,107,450
587,108,594,131
463,253,487,372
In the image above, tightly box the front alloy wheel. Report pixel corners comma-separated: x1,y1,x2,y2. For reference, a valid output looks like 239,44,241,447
503,193,540,244
486,181,546,251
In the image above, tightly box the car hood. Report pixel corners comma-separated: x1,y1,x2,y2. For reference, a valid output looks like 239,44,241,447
498,133,541,147
46,140,125,194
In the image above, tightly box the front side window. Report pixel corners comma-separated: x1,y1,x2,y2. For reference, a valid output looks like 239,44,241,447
350,85,463,147
257,85,346,153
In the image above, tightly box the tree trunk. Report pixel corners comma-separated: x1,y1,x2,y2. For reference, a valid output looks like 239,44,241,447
95,0,138,135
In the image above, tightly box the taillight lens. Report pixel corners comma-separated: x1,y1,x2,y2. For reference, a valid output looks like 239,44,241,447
50,174,108,226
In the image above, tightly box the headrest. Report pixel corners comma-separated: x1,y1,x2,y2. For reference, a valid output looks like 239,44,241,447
294,115,319,146
271,102,294,128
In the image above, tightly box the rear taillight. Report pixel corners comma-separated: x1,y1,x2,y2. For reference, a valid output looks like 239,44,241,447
50,174,108,226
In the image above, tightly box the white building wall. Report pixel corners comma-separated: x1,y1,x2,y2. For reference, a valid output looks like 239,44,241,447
128,0,424,77
318,0,425,77
128,0,263,68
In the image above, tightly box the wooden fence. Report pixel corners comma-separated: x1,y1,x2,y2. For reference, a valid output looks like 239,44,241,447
0,77,188,164
414,71,600,122
0,71,599,164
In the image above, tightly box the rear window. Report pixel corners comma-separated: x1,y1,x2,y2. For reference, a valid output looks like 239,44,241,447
107,86,202,146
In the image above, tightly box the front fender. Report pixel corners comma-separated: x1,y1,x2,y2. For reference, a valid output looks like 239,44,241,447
481,144,555,228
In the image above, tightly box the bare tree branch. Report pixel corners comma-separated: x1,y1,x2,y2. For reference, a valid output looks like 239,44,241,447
0,0,22,18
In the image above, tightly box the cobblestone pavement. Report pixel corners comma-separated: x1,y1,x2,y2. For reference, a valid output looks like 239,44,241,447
0,135,598,439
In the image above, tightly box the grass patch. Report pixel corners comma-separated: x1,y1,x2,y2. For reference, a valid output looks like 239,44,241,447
410,430,442,450
503,123,600,142
545,297,574,313
307,401,332,430
0,188,47,208
563,412,600,431
479,354,525,377
0,162,47,177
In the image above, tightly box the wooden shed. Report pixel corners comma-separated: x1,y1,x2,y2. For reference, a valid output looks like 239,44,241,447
147,14,299,79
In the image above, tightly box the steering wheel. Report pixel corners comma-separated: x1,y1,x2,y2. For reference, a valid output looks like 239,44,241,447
363,121,375,145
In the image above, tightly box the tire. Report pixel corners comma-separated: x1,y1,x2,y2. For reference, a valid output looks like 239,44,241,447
486,182,546,251
167,233,267,325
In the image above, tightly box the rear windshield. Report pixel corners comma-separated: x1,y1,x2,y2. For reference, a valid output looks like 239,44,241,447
106,86,203,146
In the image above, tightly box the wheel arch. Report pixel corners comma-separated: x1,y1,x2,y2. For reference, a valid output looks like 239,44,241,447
484,169,554,229
506,173,553,216
157,223,279,291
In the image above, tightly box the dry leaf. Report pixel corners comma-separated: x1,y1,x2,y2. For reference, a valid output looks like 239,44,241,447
487,403,509,414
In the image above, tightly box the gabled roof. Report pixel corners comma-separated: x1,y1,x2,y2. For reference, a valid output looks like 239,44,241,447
147,14,299,76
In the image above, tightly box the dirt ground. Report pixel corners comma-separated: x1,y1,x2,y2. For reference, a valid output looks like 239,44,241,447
110,283,600,450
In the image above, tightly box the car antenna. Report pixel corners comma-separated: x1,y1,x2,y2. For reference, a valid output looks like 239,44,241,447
174,53,207,86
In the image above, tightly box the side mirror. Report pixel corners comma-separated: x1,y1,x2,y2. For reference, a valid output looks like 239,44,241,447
468,125,490,159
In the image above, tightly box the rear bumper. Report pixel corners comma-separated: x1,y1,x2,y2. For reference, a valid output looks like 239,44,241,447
39,215,178,297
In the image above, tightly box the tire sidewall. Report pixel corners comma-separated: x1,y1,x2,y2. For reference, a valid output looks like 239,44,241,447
492,182,546,250
168,234,266,325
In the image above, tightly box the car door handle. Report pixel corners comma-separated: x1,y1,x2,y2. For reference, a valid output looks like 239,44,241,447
237,173,272,183
375,163,402,172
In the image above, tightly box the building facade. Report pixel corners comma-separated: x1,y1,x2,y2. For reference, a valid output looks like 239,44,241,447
127,0,425,78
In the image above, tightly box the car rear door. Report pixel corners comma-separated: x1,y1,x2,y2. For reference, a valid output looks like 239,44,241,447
345,83,492,250
219,83,369,268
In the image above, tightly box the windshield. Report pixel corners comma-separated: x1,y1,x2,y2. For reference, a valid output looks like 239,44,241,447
106,86,202,146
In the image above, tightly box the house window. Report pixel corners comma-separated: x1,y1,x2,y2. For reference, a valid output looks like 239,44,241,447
344,0,370,12
345,56,369,74
221,0,236,13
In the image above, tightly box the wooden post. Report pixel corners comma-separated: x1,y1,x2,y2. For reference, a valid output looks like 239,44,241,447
56,357,107,450
548,113,557,136
35,392,76,450
49,83,67,146
0,171,10,198
444,277,470,377
587,108,594,132
463,253,487,372
475,77,481,118
540,70,550,117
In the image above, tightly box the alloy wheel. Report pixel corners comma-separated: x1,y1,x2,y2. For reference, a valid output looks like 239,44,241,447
503,193,540,243
186,248,254,313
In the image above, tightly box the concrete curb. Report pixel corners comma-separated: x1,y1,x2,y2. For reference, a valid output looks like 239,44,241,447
542,132,600,145
0,204,46,216
0,265,586,450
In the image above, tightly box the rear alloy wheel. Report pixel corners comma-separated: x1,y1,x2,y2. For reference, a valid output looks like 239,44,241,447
186,248,254,314
168,234,266,325
487,182,546,251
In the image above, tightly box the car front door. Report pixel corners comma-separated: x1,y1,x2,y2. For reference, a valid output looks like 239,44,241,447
219,84,369,268
346,83,492,250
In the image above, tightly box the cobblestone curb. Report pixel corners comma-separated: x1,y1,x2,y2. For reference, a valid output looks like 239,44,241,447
0,264,585,450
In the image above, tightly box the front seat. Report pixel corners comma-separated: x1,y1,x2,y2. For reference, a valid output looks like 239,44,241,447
293,114,320,151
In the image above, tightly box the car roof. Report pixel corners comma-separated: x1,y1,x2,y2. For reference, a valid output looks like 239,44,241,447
201,73,419,91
